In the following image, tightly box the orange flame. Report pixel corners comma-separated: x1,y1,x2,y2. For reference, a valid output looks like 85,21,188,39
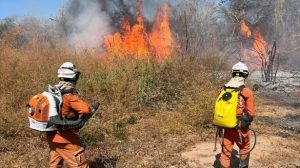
240,20,251,38
252,26,268,61
240,20,268,68
150,1,172,59
103,0,173,59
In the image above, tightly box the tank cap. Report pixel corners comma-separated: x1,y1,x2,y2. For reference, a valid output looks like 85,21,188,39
28,107,34,115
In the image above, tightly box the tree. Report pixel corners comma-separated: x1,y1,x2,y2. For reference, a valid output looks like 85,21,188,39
0,17,16,38
219,0,300,81
171,0,225,57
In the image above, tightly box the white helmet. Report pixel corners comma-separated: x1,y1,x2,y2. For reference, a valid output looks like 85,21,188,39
231,62,249,77
57,62,80,81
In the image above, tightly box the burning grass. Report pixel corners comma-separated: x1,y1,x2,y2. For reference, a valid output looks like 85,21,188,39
104,0,174,59
0,40,227,167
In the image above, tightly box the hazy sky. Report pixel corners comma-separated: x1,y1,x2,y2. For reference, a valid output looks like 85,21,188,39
0,0,67,20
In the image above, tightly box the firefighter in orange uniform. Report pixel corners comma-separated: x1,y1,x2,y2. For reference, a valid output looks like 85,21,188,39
47,62,99,168
219,62,255,168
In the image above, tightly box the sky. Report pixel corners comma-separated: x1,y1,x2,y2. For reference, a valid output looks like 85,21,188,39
0,0,67,20
0,0,179,21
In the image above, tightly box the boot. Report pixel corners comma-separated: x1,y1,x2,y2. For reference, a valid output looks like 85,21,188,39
239,154,250,168
239,164,248,168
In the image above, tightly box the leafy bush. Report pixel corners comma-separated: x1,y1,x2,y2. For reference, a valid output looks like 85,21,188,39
127,115,137,125
113,128,128,141
113,119,128,141
80,130,105,146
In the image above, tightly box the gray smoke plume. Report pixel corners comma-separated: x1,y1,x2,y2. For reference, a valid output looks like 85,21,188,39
60,0,112,49
59,0,175,50
94,0,163,26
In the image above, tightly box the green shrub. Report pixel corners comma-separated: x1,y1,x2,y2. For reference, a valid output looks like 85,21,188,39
112,116,137,141
80,130,105,146
113,118,128,141
127,115,137,125
113,128,128,141
115,118,128,129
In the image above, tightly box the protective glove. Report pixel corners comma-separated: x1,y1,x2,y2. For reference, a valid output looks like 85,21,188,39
240,114,253,130
91,101,100,113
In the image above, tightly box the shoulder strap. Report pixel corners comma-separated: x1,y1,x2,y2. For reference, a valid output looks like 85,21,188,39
224,85,245,92
238,85,245,91
47,85,63,117
60,88,75,95
239,85,247,100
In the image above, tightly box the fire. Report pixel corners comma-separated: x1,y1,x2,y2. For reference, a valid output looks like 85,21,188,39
104,0,173,59
252,26,268,61
240,20,251,38
150,1,172,59
240,20,268,68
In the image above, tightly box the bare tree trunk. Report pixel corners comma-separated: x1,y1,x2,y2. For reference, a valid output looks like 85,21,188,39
184,11,189,54
274,53,281,82
261,41,279,82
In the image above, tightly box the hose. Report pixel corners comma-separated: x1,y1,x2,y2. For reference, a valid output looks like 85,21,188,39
47,102,100,130
215,127,257,157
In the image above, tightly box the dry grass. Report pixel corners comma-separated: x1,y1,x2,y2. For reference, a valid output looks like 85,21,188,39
290,91,300,102
1,17,300,168
0,32,228,167
1,25,299,168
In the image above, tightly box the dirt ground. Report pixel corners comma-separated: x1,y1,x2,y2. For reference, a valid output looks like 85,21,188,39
181,91,300,168
0,91,299,168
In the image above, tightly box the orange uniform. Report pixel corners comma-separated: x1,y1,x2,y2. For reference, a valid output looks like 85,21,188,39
220,87,255,168
47,91,91,168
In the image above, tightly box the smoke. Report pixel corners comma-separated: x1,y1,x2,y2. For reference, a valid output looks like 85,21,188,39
143,0,177,21
221,0,300,69
60,0,175,50
62,0,112,49
89,0,164,27
141,0,160,21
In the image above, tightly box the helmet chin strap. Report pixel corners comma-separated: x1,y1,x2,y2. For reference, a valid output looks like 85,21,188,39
56,80,77,90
